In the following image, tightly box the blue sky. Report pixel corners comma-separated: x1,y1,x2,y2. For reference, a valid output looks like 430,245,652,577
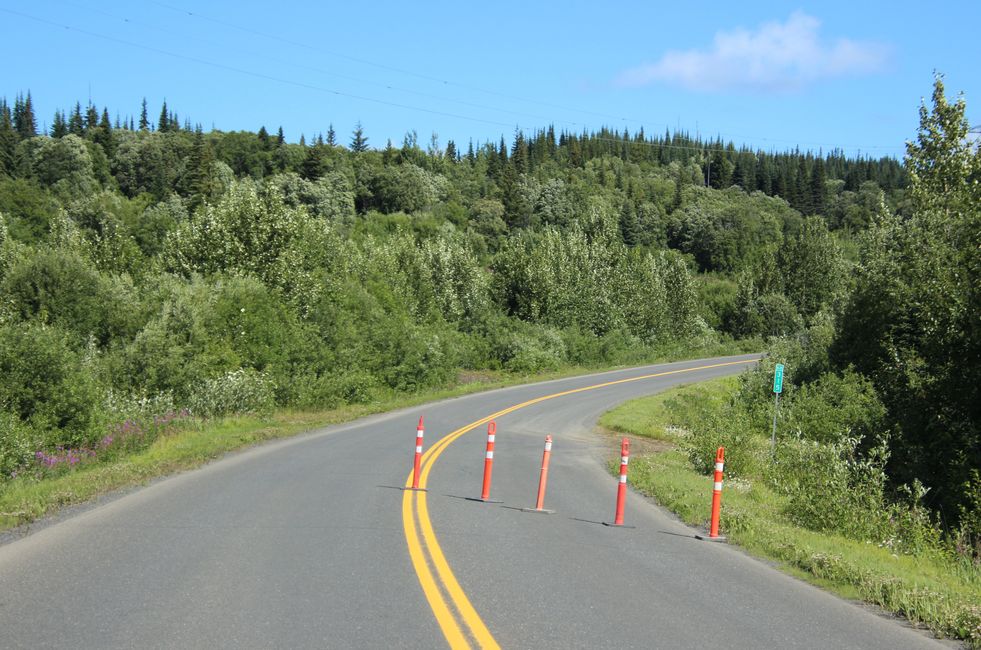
2,1,978,157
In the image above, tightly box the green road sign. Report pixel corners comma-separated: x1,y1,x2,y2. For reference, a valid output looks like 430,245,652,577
773,363,784,394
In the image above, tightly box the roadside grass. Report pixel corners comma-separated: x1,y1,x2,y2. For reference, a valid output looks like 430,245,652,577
601,377,981,647
0,338,758,535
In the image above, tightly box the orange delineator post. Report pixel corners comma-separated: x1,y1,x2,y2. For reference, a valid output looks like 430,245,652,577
709,446,725,538
480,421,497,501
411,416,425,490
613,438,630,526
534,435,553,510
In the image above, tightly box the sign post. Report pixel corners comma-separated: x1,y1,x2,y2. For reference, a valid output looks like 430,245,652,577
770,363,783,456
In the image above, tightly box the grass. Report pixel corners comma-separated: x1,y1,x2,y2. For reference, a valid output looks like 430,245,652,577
0,337,758,535
601,377,981,647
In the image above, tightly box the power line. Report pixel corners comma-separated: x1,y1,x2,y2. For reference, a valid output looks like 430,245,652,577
145,0,643,126
51,0,582,129
143,0,905,152
1,8,517,129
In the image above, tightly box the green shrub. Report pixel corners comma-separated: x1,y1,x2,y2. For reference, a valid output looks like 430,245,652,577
0,322,104,448
772,434,891,541
684,401,768,479
785,369,886,444
0,410,40,479
498,326,566,374
187,368,275,418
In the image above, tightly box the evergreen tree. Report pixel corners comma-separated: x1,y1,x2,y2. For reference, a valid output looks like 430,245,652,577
68,103,85,136
258,126,270,150
51,110,68,138
139,98,149,131
326,123,336,146
301,144,325,180
276,126,285,146
158,100,169,132
14,91,37,139
511,129,528,174
85,103,99,131
95,108,115,157
619,199,640,246
445,139,457,162
0,100,15,175
350,121,368,152
809,158,828,216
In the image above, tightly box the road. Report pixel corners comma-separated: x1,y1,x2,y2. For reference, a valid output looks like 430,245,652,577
0,354,948,648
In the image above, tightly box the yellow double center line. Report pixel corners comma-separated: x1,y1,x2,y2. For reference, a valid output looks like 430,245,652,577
401,359,755,649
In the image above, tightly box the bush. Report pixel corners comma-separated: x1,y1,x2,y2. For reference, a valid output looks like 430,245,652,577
0,322,104,448
187,368,275,418
497,325,566,374
0,410,40,479
785,369,886,444
772,434,890,541
684,399,768,479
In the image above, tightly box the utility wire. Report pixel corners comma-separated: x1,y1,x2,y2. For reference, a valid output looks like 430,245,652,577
146,0,641,125
1,8,517,129
51,0,582,128
144,0,904,152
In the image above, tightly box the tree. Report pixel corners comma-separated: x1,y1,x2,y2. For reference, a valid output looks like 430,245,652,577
0,102,17,174
326,123,336,146
833,74,981,523
300,143,326,181
808,157,828,216
158,100,170,133
350,121,368,152
13,92,37,140
68,102,85,136
51,111,68,138
139,98,149,131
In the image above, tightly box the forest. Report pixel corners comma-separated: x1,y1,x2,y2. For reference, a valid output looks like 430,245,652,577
0,77,977,557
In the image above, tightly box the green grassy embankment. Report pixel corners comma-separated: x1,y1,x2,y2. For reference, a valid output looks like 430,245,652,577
599,377,981,646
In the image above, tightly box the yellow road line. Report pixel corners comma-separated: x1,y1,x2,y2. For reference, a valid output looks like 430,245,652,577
403,358,756,648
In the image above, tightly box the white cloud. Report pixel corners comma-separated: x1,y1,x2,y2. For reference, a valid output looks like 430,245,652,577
616,12,890,93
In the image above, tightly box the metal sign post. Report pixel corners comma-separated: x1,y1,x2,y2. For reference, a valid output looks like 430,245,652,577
770,363,784,456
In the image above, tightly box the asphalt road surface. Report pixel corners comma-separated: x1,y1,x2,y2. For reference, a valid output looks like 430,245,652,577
0,355,951,649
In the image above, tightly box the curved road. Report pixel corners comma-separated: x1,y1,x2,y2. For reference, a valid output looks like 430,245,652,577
0,355,947,648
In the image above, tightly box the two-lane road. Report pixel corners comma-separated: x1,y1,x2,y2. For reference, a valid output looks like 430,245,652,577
0,355,947,648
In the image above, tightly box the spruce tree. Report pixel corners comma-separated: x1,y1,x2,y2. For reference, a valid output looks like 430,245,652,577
0,101,16,175
51,110,68,138
445,140,457,162
139,98,149,131
276,126,285,146
85,103,99,131
158,100,169,132
301,144,325,180
619,199,640,246
68,103,85,136
258,126,270,150
14,91,37,139
350,121,368,152
808,158,828,216
511,129,528,174
326,123,336,146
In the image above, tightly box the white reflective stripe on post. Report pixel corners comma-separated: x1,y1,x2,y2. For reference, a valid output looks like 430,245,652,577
621,456,629,465
487,434,495,443
415,446,423,453
544,441,552,451
620,474,627,483
714,481,723,491
715,462,724,471
486,451,494,459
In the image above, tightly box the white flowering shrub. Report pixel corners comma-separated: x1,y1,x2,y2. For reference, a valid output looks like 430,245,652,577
187,368,275,418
